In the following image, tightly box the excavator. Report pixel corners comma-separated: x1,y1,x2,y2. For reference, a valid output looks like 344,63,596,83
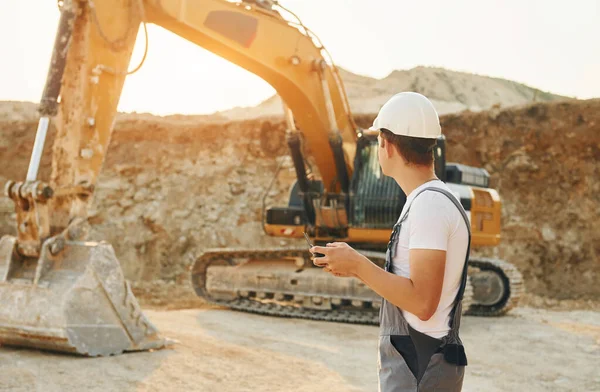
0,0,522,356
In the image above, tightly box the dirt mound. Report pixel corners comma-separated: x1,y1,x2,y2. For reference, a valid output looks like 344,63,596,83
0,66,568,125
217,66,568,120
0,98,598,302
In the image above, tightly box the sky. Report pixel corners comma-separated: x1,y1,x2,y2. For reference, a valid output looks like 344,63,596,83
1,0,599,116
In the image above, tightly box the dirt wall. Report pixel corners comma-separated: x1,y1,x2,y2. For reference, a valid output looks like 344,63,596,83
358,99,600,299
0,99,598,299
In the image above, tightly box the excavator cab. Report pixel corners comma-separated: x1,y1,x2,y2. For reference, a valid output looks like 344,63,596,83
258,130,522,319
265,133,484,239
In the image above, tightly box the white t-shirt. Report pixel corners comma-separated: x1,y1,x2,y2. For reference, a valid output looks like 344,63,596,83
391,180,469,339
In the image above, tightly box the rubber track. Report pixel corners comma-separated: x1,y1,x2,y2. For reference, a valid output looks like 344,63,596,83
218,298,380,325
193,247,381,324
191,248,485,325
465,257,524,317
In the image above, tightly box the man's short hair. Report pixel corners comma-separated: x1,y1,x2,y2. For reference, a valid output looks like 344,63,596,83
379,128,437,166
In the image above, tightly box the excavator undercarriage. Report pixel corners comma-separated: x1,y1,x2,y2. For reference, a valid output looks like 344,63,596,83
191,248,523,324
190,133,523,322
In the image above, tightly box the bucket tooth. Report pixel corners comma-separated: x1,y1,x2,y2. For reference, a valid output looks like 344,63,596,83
0,235,172,356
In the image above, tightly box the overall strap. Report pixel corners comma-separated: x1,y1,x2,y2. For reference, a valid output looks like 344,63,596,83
418,188,471,332
386,186,471,326
386,183,440,263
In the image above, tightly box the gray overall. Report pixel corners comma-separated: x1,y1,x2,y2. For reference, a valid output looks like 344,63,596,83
378,187,470,392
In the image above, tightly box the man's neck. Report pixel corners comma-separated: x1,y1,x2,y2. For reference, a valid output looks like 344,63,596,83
391,164,437,196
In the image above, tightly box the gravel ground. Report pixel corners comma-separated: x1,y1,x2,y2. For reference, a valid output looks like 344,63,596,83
0,306,598,392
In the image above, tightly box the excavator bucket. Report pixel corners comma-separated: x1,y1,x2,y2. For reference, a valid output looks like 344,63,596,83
0,235,170,356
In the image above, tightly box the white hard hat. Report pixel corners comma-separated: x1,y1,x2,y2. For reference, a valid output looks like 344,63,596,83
369,92,441,139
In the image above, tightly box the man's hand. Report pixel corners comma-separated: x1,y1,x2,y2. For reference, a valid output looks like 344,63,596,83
310,242,367,278
310,243,447,321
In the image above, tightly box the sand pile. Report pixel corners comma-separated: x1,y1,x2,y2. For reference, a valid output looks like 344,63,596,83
217,66,568,121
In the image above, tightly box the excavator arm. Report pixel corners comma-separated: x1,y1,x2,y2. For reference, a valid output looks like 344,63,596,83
14,0,358,252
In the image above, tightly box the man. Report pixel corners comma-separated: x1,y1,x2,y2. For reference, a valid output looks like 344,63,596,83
310,92,469,391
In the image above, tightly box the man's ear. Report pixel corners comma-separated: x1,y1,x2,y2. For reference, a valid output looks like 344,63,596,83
385,138,395,159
